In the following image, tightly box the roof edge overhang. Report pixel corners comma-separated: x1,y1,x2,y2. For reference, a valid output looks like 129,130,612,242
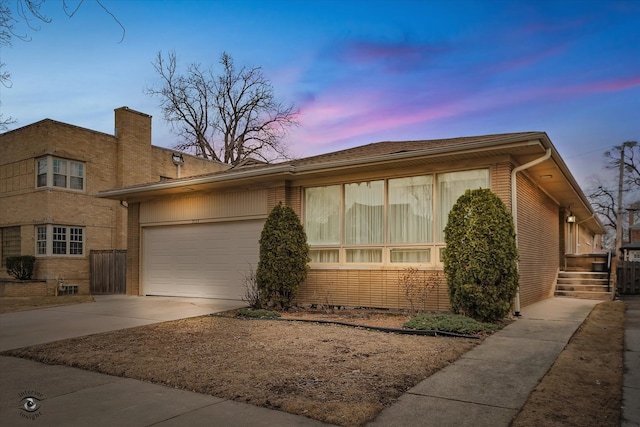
97,133,545,201
97,132,604,235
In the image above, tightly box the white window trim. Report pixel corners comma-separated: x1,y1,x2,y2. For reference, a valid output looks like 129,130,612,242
35,224,85,257
36,156,86,192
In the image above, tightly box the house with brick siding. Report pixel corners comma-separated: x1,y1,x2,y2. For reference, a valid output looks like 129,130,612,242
98,131,605,313
0,107,228,295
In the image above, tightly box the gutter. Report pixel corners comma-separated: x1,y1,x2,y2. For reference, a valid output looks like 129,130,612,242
511,146,552,316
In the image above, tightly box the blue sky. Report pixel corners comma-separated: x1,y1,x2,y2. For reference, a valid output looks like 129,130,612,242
2,0,639,187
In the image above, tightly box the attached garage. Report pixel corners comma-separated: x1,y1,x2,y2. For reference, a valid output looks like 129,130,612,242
142,220,264,300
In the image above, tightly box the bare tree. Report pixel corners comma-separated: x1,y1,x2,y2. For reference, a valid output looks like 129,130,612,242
586,179,618,249
586,141,640,249
146,51,299,165
605,141,640,187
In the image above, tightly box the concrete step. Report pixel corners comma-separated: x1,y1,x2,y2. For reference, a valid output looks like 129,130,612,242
558,271,609,279
556,284,611,292
557,278,610,286
554,290,613,300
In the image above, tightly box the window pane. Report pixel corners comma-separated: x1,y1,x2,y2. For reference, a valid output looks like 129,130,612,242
37,159,48,187
345,181,384,244
437,169,489,241
388,176,433,244
53,226,67,254
390,248,431,263
36,226,47,255
69,228,83,255
346,248,382,263
305,186,341,245
1,227,21,266
70,162,84,190
53,159,67,188
309,249,339,263
70,176,83,190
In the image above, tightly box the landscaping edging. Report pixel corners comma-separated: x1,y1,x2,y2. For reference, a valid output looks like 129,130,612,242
211,313,480,339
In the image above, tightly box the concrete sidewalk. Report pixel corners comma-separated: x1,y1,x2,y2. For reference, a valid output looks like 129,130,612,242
0,296,606,426
622,295,640,427
0,295,329,426
368,297,600,427
0,295,245,352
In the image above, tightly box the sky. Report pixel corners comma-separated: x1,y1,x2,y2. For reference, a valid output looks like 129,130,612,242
2,0,639,189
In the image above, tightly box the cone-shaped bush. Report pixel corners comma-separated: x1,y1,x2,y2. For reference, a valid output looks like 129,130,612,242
256,204,310,309
442,188,519,322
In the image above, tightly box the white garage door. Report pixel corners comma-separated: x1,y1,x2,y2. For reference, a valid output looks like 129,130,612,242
142,220,264,299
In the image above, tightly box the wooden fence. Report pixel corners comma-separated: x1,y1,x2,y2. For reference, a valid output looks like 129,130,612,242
617,261,640,295
90,250,126,294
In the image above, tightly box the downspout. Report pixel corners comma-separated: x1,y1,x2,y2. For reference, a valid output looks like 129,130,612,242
511,148,552,316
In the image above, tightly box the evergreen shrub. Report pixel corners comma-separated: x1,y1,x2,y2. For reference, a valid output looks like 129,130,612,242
256,204,310,309
442,188,519,322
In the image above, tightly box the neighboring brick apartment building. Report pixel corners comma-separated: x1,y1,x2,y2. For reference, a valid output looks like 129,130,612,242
0,106,227,294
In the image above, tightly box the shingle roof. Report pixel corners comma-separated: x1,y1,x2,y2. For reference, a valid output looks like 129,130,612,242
284,132,540,167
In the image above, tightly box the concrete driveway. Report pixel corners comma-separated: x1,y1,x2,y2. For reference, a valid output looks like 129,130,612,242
0,295,246,352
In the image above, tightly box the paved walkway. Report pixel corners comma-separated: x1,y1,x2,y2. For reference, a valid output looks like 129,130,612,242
0,295,623,426
622,295,640,427
369,297,600,427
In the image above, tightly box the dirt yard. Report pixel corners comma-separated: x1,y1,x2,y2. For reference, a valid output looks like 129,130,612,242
0,299,626,427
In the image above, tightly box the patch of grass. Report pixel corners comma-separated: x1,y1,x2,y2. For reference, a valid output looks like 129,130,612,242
236,308,281,318
403,313,501,335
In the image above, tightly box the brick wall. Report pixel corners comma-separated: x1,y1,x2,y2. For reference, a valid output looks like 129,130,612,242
516,173,560,307
126,202,141,296
1,107,227,293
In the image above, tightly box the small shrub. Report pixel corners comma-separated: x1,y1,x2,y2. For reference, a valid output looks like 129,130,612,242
236,308,281,318
6,256,36,280
404,313,500,335
256,204,310,309
399,267,441,315
242,266,264,309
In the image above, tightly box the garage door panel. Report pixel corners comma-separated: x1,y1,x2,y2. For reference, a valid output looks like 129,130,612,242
142,220,263,299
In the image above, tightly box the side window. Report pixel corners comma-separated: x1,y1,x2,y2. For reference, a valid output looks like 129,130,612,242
36,225,85,256
36,156,86,191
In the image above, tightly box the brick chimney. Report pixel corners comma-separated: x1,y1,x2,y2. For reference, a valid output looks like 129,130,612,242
114,107,152,188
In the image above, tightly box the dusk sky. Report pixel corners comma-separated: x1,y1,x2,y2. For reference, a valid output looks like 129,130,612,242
2,0,639,188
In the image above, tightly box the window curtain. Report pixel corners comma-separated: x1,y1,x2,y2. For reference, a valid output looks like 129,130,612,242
437,169,489,241
344,181,384,245
304,185,341,245
388,176,433,244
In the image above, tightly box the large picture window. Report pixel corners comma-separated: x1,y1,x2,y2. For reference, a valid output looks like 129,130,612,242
36,156,85,191
35,225,84,256
304,169,489,265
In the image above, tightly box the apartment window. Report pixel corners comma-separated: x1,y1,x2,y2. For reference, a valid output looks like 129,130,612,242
36,156,85,191
1,227,21,267
35,225,84,256
304,169,489,265
36,226,47,255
